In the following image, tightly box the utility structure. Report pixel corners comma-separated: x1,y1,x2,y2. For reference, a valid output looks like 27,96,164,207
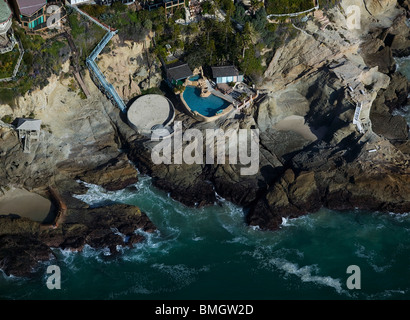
16,118,42,153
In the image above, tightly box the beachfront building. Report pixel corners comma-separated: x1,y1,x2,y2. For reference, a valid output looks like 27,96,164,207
16,118,41,153
166,61,193,86
0,0,12,50
8,0,46,30
211,65,243,84
0,0,12,53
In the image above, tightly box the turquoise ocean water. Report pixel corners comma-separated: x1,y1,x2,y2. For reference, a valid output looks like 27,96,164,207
0,58,409,301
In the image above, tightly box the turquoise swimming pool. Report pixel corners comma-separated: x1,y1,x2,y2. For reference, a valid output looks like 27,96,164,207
183,86,231,117
189,75,200,81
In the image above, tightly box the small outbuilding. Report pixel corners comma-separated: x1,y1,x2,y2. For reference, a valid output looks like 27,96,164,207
211,66,243,84
16,118,42,153
166,62,193,86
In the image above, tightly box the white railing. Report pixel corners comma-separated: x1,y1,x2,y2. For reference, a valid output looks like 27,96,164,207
0,36,24,82
267,2,319,19
0,19,12,35
70,3,127,113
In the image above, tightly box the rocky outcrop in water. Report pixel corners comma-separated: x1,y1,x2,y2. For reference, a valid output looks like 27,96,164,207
0,202,156,277
0,71,156,276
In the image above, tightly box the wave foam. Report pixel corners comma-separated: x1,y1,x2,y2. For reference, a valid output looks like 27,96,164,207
269,258,345,294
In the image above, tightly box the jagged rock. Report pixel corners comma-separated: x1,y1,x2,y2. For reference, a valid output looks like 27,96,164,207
370,73,410,140
0,234,53,277
77,153,139,191
0,204,156,277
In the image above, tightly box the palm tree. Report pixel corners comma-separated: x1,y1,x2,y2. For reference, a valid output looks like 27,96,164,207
249,0,263,15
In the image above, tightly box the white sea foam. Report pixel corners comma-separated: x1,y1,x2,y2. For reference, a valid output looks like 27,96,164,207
151,263,210,288
269,258,345,294
281,217,290,227
368,289,408,300
355,244,391,273
0,269,20,281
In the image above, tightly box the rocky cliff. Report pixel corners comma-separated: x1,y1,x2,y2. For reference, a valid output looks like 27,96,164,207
0,63,155,276
127,0,410,230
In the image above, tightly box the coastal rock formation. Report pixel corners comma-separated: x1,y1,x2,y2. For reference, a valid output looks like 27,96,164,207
247,135,410,230
97,37,162,101
126,0,410,230
0,66,155,276
0,204,156,277
0,0,409,275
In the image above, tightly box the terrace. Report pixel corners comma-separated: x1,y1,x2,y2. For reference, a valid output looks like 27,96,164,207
179,70,257,122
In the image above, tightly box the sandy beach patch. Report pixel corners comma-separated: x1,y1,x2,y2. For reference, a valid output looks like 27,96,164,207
0,188,55,223
273,115,318,141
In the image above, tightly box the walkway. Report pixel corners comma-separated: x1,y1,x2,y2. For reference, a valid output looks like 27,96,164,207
0,36,24,83
67,3,127,113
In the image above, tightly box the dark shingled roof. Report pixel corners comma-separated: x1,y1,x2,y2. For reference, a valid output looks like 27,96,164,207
166,62,193,82
16,0,46,17
211,66,239,78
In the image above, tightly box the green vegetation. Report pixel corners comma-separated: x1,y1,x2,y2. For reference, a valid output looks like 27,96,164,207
0,23,70,106
265,0,314,14
0,48,19,78
67,9,106,64
77,1,306,83
141,87,163,96
1,114,13,124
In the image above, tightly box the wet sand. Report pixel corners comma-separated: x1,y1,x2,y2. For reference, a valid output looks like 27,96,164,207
273,115,318,141
0,188,54,223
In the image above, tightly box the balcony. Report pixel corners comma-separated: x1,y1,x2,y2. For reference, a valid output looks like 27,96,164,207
20,7,45,23
0,18,11,35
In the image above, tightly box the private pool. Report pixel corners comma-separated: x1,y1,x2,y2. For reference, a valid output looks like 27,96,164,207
189,75,200,81
182,86,231,117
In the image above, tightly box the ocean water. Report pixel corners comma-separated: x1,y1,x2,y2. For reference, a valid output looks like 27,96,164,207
0,175,409,300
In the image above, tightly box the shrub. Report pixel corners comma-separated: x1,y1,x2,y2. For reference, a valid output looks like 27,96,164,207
1,114,13,124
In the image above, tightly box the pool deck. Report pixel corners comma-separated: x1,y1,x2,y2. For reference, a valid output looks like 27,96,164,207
206,80,234,103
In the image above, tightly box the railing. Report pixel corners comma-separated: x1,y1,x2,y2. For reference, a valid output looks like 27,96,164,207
0,18,12,35
67,2,112,32
66,2,127,113
0,32,16,54
0,36,25,82
267,3,319,19
87,56,127,112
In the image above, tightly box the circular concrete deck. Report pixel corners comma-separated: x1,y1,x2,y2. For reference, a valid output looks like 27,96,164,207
127,94,175,136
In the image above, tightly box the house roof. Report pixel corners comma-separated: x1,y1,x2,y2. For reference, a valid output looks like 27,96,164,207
17,118,42,131
212,66,240,78
166,62,193,82
16,0,46,17
0,0,12,24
